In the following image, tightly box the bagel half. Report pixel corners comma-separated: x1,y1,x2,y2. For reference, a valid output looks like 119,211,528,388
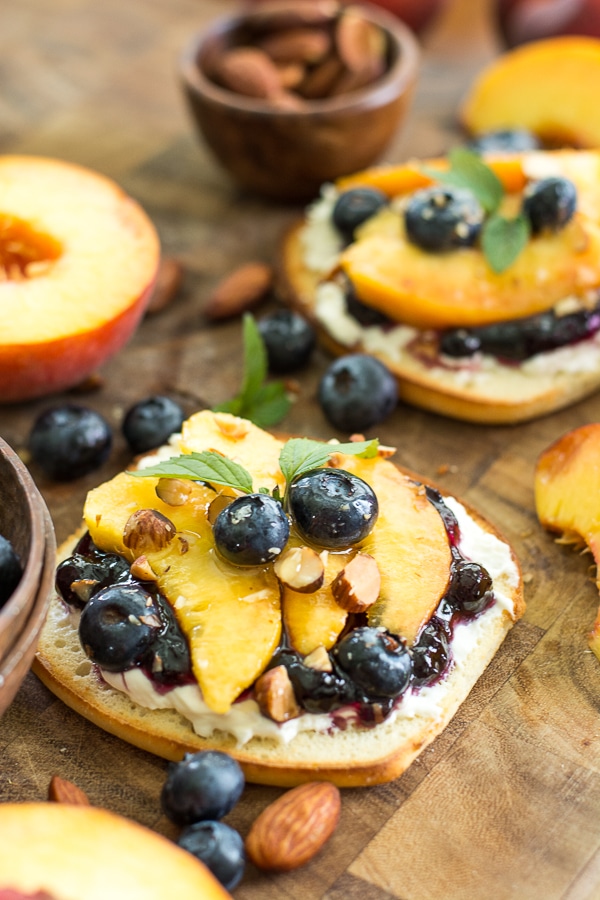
33,411,524,787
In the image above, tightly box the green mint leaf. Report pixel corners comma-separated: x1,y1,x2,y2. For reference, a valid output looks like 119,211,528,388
481,213,530,274
423,147,503,214
212,313,290,427
129,451,254,494
279,437,379,486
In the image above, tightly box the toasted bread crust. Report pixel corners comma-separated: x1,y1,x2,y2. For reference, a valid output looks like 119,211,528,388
278,220,600,424
34,464,524,788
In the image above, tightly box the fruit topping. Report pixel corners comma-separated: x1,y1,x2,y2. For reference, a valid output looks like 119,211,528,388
288,468,378,549
446,558,494,618
318,353,397,432
465,127,542,155
522,175,577,234
257,309,316,373
0,535,22,608
271,648,356,713
122,396,185,454
213,494,290,566
254,664,301,722
273,545,325,593
404,185,486,252
331,552,380,613
178,821,246,891
331,626,411,699
161,750,245,826
55,547,130,610
411,618,450,687
28,405,112,481
332,187,388,241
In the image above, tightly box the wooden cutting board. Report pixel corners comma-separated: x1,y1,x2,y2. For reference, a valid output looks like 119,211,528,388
1,0,600,898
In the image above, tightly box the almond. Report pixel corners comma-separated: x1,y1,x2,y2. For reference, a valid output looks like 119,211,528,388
297,54,344,100
274,545,325,593
204,262,273,321
123,508,176,554
259,27,331,65
130,555,158,582
254,665,301,723
335,8,386,75
276,61,306,90
155,477,193,507
215,47,282,99
248,1,340,30
332,552,381,613
245,781,341,871
146,257,183,315
48,775,90,806
303,644,332,672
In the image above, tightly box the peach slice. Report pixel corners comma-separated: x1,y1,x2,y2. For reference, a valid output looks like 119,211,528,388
534,424,600,658
460,36,600,148
0,802,231,899
0,156,160,402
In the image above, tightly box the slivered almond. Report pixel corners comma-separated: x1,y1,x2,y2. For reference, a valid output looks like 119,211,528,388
204,262,273,321
246,781,341,871
48,775,90,806
274,546,324,593
254,665,300,722
332,552,380,612
146,257,183,315
123,509,176,554
259,27,331,65
215,47,282,99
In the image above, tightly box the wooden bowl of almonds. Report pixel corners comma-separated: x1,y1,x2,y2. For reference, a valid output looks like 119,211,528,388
179,0,420,201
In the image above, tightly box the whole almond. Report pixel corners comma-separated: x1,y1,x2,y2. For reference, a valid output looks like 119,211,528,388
204,262,273,320
215,47,282,99
335,9,386,75
249,1,340,30
48,775,90,806
146,257,183,316
298,54,344,99
259,27,331,65
246,781,341,871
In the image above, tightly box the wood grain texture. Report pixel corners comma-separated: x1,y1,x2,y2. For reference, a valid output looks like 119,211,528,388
1,0,600,897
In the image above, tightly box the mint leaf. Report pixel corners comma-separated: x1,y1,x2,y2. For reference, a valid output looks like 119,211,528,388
423,147,503,214
212,313,291,427
481,213,530,274
130,451,254,494
279,437,379,486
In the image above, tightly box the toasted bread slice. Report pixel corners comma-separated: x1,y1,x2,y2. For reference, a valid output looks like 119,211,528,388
33,412,524,787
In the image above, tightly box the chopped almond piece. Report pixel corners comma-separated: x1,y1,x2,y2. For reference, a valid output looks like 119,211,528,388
332,552,381,613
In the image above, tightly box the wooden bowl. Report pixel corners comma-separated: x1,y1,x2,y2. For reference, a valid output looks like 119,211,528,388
0,437,56,714
179,1,420,202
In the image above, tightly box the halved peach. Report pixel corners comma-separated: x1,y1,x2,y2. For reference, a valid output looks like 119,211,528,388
0,156,160,402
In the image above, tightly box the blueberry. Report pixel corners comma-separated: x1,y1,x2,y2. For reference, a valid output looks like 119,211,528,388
345,280,392,328
288,468,378,549
270,648,356,713
0,535,22,607
122,396,185,454
332,187,388,241
28,405,112,481
318,353,397,432
466,128,541,155
55,551,131,610
447,559,493,617
177,821,245,891
404,186,485,252
213,494,290,566
161,751,245,826
257,310,316,373
78,583,161,671
411,619,450,687
332,627,411,699
522,176,577,234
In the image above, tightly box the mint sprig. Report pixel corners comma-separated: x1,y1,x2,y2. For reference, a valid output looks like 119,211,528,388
212,313,291,428
130,436,380,499
422,147,529,272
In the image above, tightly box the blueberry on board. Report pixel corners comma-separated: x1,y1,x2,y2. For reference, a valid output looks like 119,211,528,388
447,559,493,617
122,395,185,454
288,468,378,550
161,751,245,826
178,821,245,891
465,128,541,155
318,353,397,432
28,404,112,481
522,176,577,234
257,310,316,373
404,186,485,252
0,535,22,608
332,187,388,241
411,618,450,687
332,627,412,699
213,494,290,567
78,583,161,671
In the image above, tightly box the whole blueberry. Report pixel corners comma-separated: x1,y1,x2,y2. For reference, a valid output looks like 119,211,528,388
55,551,131,610
0,535,22,608
213,494,290,567
404,186,485,252
332,627,411,699
411,619,450,687
466,128,541,155
78,583,160,671
161,751,245,826
332,187,388,241
28,405,112,481
122,395,185,454
288,468,378,549
318,354,397,432
257,310,316,373
447,559,493,617
522,176,577,234
178,821,245,891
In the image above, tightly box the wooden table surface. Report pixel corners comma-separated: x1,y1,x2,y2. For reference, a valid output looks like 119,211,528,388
2,1,600,898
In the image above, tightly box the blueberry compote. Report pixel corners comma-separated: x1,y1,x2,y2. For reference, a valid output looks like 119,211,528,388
56,532,192,688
